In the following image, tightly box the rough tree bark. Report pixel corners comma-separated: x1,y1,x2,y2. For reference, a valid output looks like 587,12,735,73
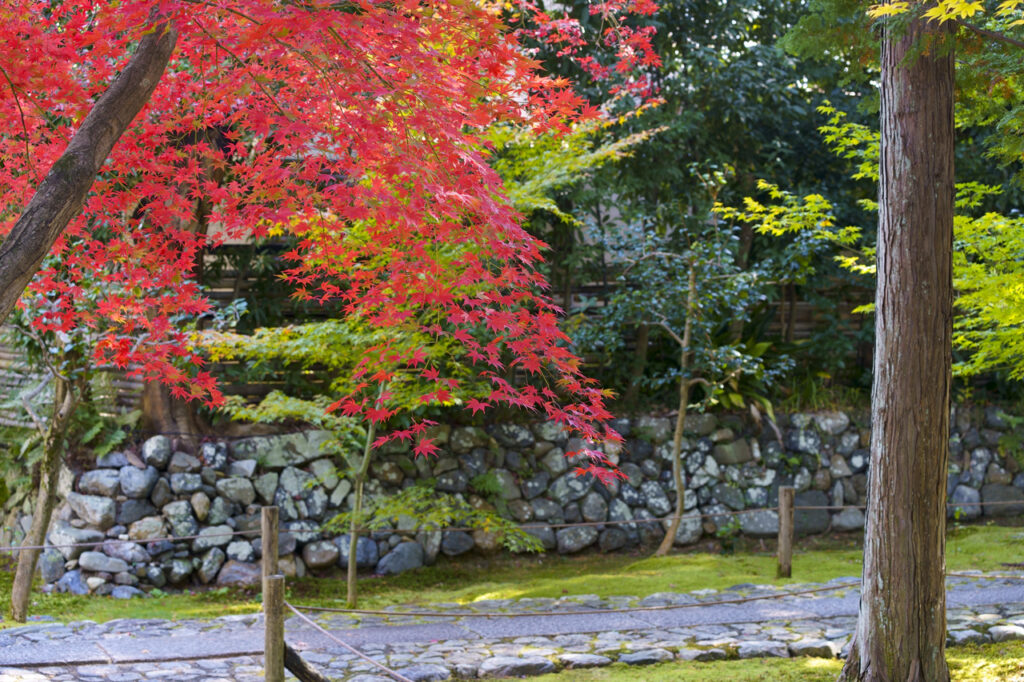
0,23,177,326
839,12,954,682
140,380,206,440
138,126,227,439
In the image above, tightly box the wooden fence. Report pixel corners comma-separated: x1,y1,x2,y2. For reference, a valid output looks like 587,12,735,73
0,338,36,428
0,273,869,430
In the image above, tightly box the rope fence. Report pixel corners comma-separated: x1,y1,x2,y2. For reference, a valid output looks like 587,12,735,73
283,569,1024,620
946,572,1024,580
288,582,856,619
1,504,1022,681
1,499,1022,555
0,527,261,553
254,505,1022,682
285,601,415,682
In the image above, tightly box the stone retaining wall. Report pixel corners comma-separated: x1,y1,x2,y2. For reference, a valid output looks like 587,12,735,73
4,404,1024,596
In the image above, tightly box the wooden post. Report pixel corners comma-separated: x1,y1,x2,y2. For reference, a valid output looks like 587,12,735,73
262,506,279,579
263,573,285,682
777,486,795,578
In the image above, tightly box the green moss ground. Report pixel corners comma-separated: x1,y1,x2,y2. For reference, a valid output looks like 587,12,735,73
1,522,1021,625
1,524,1021,679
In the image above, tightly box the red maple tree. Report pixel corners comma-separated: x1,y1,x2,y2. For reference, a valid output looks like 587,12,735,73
0,0,659,479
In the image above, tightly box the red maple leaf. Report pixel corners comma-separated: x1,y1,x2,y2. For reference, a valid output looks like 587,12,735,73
413,438,440,458
0,0,656,488
466,398,491,415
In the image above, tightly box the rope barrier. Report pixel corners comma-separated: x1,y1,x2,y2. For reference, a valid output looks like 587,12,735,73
283,570,1024,620
349,498,1024,537
0,571,1017,675
2,498,1023,554
285,601,415,682
946,571,1024,580
376,497,1019,534
0,527,260,553
287,583,856,618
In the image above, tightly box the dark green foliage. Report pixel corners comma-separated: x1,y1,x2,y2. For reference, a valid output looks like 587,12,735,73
567,182,795,414
201,241,344,333
516,0,883,405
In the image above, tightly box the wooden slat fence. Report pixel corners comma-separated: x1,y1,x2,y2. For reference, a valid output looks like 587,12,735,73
0,338,39,428
0,252,870,428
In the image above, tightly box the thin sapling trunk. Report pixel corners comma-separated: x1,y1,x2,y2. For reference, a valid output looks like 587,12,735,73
346,385,385,608
10,379,76,622
656,261,697,556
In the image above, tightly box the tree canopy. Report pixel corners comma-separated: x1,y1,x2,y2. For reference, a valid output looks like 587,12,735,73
0,0,661,472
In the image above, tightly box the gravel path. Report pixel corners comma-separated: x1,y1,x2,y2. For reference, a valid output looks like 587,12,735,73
1,574,1023,681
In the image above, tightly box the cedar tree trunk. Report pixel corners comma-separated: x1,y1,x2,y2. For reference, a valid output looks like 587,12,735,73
839,13,955,682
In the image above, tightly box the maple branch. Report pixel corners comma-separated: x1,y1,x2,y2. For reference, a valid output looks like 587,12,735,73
183,1,359,106
325,27,397,91
0,63,36,182
192,18,294,122
14,323,75,387
954,20,1024,50
0,22,178,326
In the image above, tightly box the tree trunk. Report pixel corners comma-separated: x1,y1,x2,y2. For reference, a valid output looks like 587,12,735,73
735,220,754,271
0,23,176,326
785,284,797,343
346,417,378,608
839,14,954,682
9,380,76,622
622,323,649,410
656,262,697,556
140,380,205,442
